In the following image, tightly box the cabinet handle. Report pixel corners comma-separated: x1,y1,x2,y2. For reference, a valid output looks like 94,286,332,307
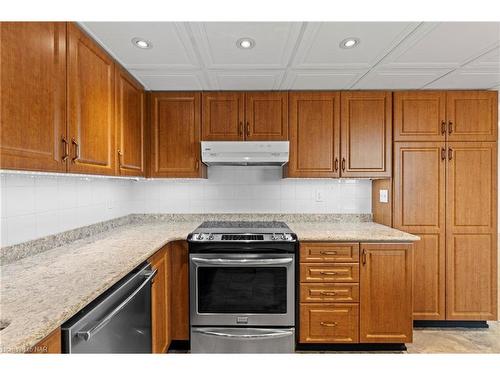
61,136,69,162
320,251,337,255
334,158,339,172
71,138,80,163
362,249,367,265
320,271,337,275
320,322,338,327
117,149,123,168
195,159,199,170
320,291,337,296
341,158,346,172
239,121,243,136
441,147,446,161
448,147,453,160
246,121,250,137
448,121,453,134
441,121,446,135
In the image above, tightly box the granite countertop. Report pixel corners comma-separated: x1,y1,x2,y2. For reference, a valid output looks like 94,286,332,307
0,215,418,353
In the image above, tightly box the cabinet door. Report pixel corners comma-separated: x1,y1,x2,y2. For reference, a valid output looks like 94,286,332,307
393,142,446,320
67,23,115,175
287,92,340,177
115,67,145,176
340,91,392,177
446,142,497,320
169,241,189,341
360,243,413,343
202,92,244,140
394,91,446,142
245,92,288,140
150,247,169,353
0,22,67,172
150,92,204,178
446,91,498,141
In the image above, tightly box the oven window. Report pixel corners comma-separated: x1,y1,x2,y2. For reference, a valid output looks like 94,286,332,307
197,267,287,314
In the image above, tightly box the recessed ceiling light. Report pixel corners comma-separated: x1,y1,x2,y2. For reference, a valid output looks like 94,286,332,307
340,37,360,49
237,38,255,49
132,37,152,49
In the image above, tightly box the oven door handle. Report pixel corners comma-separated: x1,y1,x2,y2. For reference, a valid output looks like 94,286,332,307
191,257,293,266
196,329,294,339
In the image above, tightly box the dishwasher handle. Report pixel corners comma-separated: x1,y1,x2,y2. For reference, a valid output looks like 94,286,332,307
76,268,157,341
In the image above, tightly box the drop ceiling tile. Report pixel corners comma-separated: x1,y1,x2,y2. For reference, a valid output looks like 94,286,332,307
353,68,451,89
425,69,500,89
463,46,500,70
207,70,285,90
132,71,207,90
189,22,303,69
382,22,500,69
292,22,418,69
282,70,365,90
80,22,199,69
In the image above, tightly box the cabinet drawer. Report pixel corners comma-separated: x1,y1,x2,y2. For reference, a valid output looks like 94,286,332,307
300,283,359,303
300,242,359,263
300,263,359,283
299,303,359,343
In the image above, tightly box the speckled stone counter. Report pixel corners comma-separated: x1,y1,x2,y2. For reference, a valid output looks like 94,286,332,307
0,214,417,353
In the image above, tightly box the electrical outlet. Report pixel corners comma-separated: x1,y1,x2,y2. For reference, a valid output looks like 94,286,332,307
315,190,324,202
379,189,389,203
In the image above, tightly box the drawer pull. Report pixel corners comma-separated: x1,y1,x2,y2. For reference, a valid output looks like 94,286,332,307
320,291,337,296
320,271,337,275
320,322,338,327
319,251,337,255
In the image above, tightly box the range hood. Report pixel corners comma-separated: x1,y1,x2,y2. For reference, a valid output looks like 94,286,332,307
201,141,289,166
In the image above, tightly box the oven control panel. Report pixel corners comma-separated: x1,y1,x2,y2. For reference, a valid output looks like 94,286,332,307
189,232,296,242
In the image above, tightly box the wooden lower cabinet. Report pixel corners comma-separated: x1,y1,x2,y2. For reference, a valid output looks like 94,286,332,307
300,283,359,303
28,328,61,354
300,304,359,343
149,246,170,353
169,240,190,341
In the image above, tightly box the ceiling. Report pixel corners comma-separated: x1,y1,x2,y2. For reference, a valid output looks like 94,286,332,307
80,22,500,91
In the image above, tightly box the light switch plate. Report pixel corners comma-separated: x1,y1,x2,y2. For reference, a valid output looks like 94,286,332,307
379,189,389,203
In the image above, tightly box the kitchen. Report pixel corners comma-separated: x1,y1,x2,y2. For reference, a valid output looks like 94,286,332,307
1,1,499,373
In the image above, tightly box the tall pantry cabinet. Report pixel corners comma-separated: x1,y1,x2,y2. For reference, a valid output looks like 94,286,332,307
393,91,498,321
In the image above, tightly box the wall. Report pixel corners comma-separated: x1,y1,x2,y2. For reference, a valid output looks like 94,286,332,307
0,167,372,247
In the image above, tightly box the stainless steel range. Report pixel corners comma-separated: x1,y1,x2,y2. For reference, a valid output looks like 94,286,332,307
187,221,297,353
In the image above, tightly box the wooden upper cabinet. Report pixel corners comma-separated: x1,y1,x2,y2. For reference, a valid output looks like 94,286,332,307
340,91,392,177
115,67,145,176
360,243,413,343
150,92,204,178
202,92,244,140
287,92,340,178
245,92,288,140
446,91,498,141
394,91,446,142
67,23,116,175
0,22,67,172
446,142,497,320
393,142,446,320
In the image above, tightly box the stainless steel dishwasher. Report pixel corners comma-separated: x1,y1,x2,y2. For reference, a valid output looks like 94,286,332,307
62,262,156,353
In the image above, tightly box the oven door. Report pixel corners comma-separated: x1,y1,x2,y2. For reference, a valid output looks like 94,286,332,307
190,253,295,326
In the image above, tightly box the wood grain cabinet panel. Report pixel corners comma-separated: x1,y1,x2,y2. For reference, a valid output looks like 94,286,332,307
28,328,61,354
115,66,145,176
287,92,340,177
169,241,190,341
393,142,446,320
394,91,446,142
299,303,359,343
300,263,359,283
360,243,413,343
149,246,170,353
67,23,115,175
0,22,67,172
300,283,359,303
245,92,288,140
202,92,244,140
446,91,498,142
446,142,497,320
340,91,392,177
150,92,205,178
300,242,359,263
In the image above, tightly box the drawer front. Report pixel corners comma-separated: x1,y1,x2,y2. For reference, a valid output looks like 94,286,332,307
300,283,359,303
300,263,359,283
300,242,359,263
299,303,359,343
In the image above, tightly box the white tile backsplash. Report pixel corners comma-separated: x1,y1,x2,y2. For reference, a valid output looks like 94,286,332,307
0,167,372,247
